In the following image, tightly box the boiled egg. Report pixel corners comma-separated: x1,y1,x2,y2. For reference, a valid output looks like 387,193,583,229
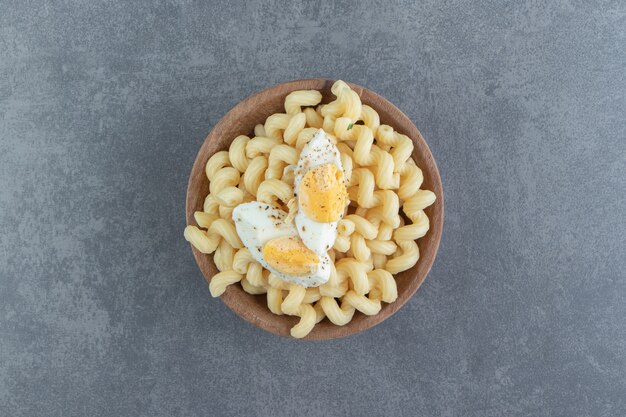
232,201,331,287
293,129,348,254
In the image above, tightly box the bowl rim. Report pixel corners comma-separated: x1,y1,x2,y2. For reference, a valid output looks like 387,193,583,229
186,78,444,340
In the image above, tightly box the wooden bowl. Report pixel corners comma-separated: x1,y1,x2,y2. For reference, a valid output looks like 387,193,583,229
186,79,444,340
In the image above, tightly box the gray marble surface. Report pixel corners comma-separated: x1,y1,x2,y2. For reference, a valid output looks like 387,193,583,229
1,1,625,416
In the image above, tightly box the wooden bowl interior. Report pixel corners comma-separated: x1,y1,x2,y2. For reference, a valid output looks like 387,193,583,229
186,79,444,340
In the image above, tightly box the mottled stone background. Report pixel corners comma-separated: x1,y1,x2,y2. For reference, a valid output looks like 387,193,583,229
1,1,625,416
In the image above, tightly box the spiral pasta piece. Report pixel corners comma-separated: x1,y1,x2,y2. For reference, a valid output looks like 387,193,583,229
214,186,244,207
347,174,401,227
323,80,362,121
334,122,396,189
322,114,336,133
203,194,219,215
245,262,265,287
337,219,356,236
246,136,281,158
385,240,420,274
376,125,414,171
343,291,381,315
336,258,370,296
290,304,317,338
348,168,376,207
184,219,242,254
340,154,353,185
384,189,436,274
218,205,234,220
209,167,240,195
285,90,323,114
320,296,356,326
398,159,424,200
232,247,254,274
350,233,371,263
242,156,268,195
205,151,230,181
365,239,397,255
366,270,397,302
330,80,350,98
281,284,306,315
342,214,378,240
362,196,401,229
267,287,283,315
209,270,242,297
333,235,351,252
314,302,326,323
404,190,437,213
394,210,429,241
266,144,299,179
360,104,380,135
283,113,306,145
184,226,213,254
256,178,294,206
319,263,349,298
264,113,290,140
229,135,250,172
230,248,267,289
341,89,362,121
295,127,320,150
296,127,317,152
321,98,342,119
376,223,394,240
194,211,218,229
214,239,235,272
304,107,323,129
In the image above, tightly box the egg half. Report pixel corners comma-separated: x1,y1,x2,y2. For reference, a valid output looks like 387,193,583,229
232,201,331,287
293,129,348,255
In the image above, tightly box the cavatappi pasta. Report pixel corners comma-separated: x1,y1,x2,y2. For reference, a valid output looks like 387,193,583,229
184,81,436,338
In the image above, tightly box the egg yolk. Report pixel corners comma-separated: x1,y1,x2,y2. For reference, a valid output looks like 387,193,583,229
299,163,347,223
263,236,320,275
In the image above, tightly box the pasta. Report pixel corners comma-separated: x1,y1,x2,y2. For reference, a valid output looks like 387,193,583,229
184,81,436,338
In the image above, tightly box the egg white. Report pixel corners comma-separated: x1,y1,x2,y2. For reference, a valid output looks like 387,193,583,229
232,202,331,287
293,129,346,255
